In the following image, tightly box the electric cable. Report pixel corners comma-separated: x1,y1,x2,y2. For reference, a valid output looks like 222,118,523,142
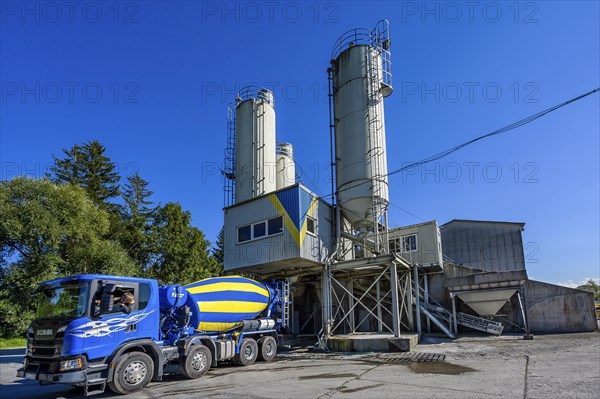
322,87,600,200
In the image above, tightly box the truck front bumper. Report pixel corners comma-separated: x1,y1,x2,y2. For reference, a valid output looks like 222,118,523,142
17,367,87,384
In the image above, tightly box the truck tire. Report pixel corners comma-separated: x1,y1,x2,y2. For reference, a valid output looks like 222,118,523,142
107,352,154,395
180,345,212,379
257,336,277,362
232,338,258,366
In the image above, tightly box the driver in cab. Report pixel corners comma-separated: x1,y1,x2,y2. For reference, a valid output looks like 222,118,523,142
116,292,135,314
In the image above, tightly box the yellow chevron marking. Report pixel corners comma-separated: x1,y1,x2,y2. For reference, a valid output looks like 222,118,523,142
197,321,242,332
299,196,318,246
186,282,269,297
268,193,301,246
197,301,267,313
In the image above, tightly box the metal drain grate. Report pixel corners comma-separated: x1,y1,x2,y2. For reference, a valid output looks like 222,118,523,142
377,352,446,363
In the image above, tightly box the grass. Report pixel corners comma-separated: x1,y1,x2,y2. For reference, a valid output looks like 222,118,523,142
0,338,26,349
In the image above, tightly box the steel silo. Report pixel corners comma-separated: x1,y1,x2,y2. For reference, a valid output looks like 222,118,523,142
330,20,393,232
276,143,295,190
235,88,277,203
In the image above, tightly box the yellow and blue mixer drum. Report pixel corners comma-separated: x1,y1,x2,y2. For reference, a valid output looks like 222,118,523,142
184,276,273,332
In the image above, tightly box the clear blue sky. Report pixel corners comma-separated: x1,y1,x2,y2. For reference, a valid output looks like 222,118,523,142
1,1,598,286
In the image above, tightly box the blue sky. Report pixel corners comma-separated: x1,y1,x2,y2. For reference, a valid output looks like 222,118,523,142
1,1,598,285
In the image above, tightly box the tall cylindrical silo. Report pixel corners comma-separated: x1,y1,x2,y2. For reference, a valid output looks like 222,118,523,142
331,21,393,232
276,143,295,190
235,88,277,203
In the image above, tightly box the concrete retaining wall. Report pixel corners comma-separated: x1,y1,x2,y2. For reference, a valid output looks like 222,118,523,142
524,280,597,333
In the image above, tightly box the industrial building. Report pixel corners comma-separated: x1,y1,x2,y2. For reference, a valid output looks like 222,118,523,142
221,20,597,350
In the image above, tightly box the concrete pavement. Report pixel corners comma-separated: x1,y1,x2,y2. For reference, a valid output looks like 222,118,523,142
1,332,598,398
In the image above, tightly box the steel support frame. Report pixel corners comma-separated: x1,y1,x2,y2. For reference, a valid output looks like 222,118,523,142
322,263,412,338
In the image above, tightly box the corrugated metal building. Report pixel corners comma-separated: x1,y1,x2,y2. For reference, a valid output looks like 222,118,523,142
224,183,333,275
440,220,526,272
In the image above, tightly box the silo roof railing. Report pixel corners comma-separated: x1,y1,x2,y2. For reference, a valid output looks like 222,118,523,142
330,27,373,60
330,20,391,59
330,19,393,91
235,86,275,106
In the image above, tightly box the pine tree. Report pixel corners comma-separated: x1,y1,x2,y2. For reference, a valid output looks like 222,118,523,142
123,173,154,224
49,140,121,207
121,173,155,270
212,227,225,267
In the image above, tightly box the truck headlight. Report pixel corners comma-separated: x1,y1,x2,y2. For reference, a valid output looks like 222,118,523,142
59,357,83,372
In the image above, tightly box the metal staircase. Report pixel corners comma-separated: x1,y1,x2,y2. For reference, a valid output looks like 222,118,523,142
414,278,505,338
457,313,504,336
414,285,455,339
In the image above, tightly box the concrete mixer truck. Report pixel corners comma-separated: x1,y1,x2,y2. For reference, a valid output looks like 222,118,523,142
17,274,290,395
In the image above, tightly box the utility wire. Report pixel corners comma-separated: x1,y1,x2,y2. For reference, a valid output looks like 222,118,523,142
388,201,426,222
323,87,600,200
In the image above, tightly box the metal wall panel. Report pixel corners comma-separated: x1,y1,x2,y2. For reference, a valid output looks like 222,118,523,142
224,193,298,271
440,220,526,272
299,200,333,263
224,184,333,271
387,221,443,266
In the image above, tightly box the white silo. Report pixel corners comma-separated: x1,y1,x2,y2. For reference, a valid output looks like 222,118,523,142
331,20,393,232
235,88,277,203
276,143,295,190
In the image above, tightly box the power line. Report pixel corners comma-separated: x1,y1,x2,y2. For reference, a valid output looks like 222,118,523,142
388,201,426,222
323,87,600,199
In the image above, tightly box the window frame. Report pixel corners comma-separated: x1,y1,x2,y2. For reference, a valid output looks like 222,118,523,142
237,216,284,244
267,216,283,237
401,234,418,252
252,221,267,239
237,224,252,243
306,216,317,237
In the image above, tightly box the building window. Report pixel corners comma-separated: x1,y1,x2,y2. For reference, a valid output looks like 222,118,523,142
402,235,417,252
239,216,284,244
238,225,251,243
268,216,283,236
390,234,418,252
253,221,266,238
306,217,316,236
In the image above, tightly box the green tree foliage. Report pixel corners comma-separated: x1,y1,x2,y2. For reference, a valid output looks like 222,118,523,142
120,173,156,270
577,279,599,299
148,203,221,285
0,177,135,337
212,226,225,267
49,140,121,207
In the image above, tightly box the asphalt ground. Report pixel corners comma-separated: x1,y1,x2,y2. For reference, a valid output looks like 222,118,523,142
1,332,598,399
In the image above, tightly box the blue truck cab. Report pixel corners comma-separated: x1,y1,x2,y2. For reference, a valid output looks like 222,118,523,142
17,274,289,395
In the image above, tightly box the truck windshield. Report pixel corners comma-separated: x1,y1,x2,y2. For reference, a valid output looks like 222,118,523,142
36,283,90,320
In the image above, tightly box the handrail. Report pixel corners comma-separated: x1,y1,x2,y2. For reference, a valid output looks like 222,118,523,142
235,86,275,106
330,20,393,90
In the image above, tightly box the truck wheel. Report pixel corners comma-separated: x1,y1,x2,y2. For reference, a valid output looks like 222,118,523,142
108,352,154,395
181,345,212,379
257,336,277,362
233,338,258,366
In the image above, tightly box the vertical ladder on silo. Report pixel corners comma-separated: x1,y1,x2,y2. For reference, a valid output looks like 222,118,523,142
224,107,236,207
365,35,386,253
